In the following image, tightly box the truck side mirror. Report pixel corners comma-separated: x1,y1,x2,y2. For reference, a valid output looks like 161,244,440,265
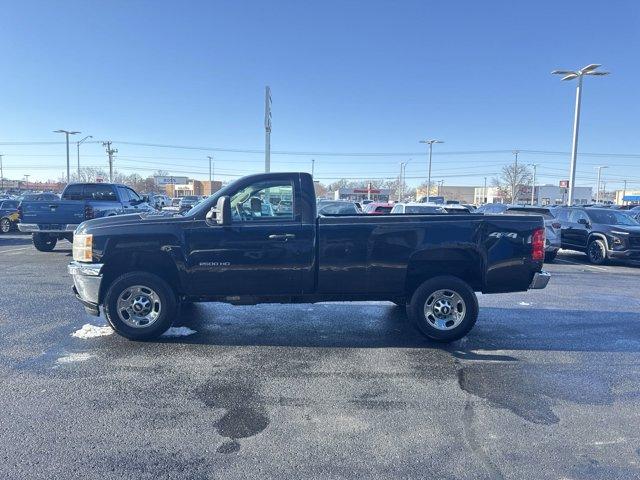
206,196,231,226
577,218,589,226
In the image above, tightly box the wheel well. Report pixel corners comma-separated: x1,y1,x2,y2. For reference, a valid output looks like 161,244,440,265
99,251,182,303
588,233,608,248
405,249,483,296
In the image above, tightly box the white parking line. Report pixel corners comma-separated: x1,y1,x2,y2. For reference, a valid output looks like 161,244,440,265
555,258,609,271
0,246,31,254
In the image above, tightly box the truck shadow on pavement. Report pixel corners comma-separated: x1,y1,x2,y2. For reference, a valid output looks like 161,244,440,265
166,303,640,354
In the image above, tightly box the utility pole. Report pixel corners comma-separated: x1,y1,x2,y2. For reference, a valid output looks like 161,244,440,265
595,165,608,203
0,154,4,191
76,135,93,178
207,156,214,186
311,158,315,177
24,174,30,190
419,139,444,203
511,150,520,203
529,163,539,205
552,64,610,205
54,129,80,183
102,141,118,183
623,180,627,205
264,86,272,173
483,176,487,204
398,162,406,201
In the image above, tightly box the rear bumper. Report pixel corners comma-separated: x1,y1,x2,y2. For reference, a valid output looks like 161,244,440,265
68,261,104,315
529,270,551,289
18,223,78,233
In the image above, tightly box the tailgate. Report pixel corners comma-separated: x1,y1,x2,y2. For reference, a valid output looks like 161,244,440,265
20,201,86,225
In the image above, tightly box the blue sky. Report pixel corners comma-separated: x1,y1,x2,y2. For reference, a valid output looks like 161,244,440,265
1,0,639,189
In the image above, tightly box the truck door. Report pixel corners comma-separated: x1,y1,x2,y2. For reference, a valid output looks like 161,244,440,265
567,209,590,248
184,175,311,296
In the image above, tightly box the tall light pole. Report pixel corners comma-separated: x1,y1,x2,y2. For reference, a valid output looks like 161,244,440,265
0,154,4,191
622,180,627,205
419,139,443,202
552,64,610,205
595,165,608,203
311,158,315,177
207,155,214,186
76,135,93,178
483,176,487,204
265,86,272,173
54,129,80,183
511,150,520,203
24,174,30,190
529,163,539,205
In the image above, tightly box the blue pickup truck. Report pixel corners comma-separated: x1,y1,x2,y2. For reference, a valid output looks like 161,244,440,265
19,183,153,251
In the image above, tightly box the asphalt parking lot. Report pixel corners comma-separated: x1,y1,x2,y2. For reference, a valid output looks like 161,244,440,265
1,233,639,479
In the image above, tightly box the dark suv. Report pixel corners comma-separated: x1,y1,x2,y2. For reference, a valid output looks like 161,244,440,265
554,207,640,264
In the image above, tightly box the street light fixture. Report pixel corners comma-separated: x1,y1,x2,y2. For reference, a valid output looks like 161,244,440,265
551,64,609,205
54,129,81,183
419,139,444,202
76,135,93,177
595,165,609,203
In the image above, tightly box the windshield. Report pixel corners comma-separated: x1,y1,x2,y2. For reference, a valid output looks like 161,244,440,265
404,205,445,214
587,209,640,226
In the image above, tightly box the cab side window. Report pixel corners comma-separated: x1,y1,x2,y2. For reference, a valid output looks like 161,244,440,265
230,180,294,222
84,184,117,201
63,184,84,200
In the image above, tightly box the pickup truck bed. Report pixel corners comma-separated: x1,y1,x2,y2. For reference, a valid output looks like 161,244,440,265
68,172,549,342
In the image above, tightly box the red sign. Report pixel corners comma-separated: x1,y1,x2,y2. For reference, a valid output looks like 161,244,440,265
559,180,569,188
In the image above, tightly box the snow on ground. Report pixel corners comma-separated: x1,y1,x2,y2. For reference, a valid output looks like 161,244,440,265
72,324,114,339
57,352,95,364
161,326,197,337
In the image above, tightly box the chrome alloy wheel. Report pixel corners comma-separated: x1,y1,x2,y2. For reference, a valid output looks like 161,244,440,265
423,289,466,331
116,285,162,328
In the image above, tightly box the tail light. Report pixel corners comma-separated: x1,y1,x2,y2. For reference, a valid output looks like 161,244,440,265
532,227,545,261
552,222,561,229
84,205,94,220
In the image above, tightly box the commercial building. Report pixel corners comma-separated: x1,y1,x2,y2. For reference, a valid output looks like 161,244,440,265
614,189,640,205
333,187,391,202
165,180,223,197
472,184,593,205
416,185,476,204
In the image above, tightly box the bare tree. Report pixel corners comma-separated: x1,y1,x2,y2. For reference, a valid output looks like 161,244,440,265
491,164,533,203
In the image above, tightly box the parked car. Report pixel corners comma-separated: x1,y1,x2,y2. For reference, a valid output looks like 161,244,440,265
171,197,181,207
363,202,393,215
476,203,510,214
622,209,640,223
68,172,549,342
0,199,20,233
554,207,640,264
390,203,447,214
503,206,561,262
152,194,171,209
18,183,153,251
178,195,201,213
317,200,361,215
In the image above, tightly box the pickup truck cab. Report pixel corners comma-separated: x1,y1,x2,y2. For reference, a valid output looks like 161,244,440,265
68,172,550,342
19,182,152,251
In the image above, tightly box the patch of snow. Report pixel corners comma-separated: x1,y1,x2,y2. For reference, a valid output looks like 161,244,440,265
518,302,531,306
57,352,95,364
161,326,197,337
72,324,114,339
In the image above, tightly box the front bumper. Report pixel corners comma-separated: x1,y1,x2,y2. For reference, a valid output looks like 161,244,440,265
19,223,78,233
607,249,640,261
529,270,551,289
68,261,104,316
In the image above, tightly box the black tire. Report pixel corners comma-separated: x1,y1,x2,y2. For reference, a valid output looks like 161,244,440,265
587,239,608,265
32,233,57,252
0,218,11,234
103,271,177,340
407,276,479,342
544,250,558,263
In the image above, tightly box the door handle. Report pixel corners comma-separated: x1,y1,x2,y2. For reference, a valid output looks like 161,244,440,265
268,234,296,240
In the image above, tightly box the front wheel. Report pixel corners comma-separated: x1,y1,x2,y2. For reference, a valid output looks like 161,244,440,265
407,276,478,342
587,239,608,265
0,218,11,234
103,271,177,340
32,233,57,251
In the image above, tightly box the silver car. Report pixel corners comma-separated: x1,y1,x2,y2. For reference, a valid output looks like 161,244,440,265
504,207,561,262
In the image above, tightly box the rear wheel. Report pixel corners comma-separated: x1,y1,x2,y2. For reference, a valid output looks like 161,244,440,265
32,233,57,251
103,271,177,340
587,239,608,265
408,276,478,342
0,218,11,234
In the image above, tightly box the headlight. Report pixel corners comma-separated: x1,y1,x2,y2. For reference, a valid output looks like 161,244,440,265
73,234,93,262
